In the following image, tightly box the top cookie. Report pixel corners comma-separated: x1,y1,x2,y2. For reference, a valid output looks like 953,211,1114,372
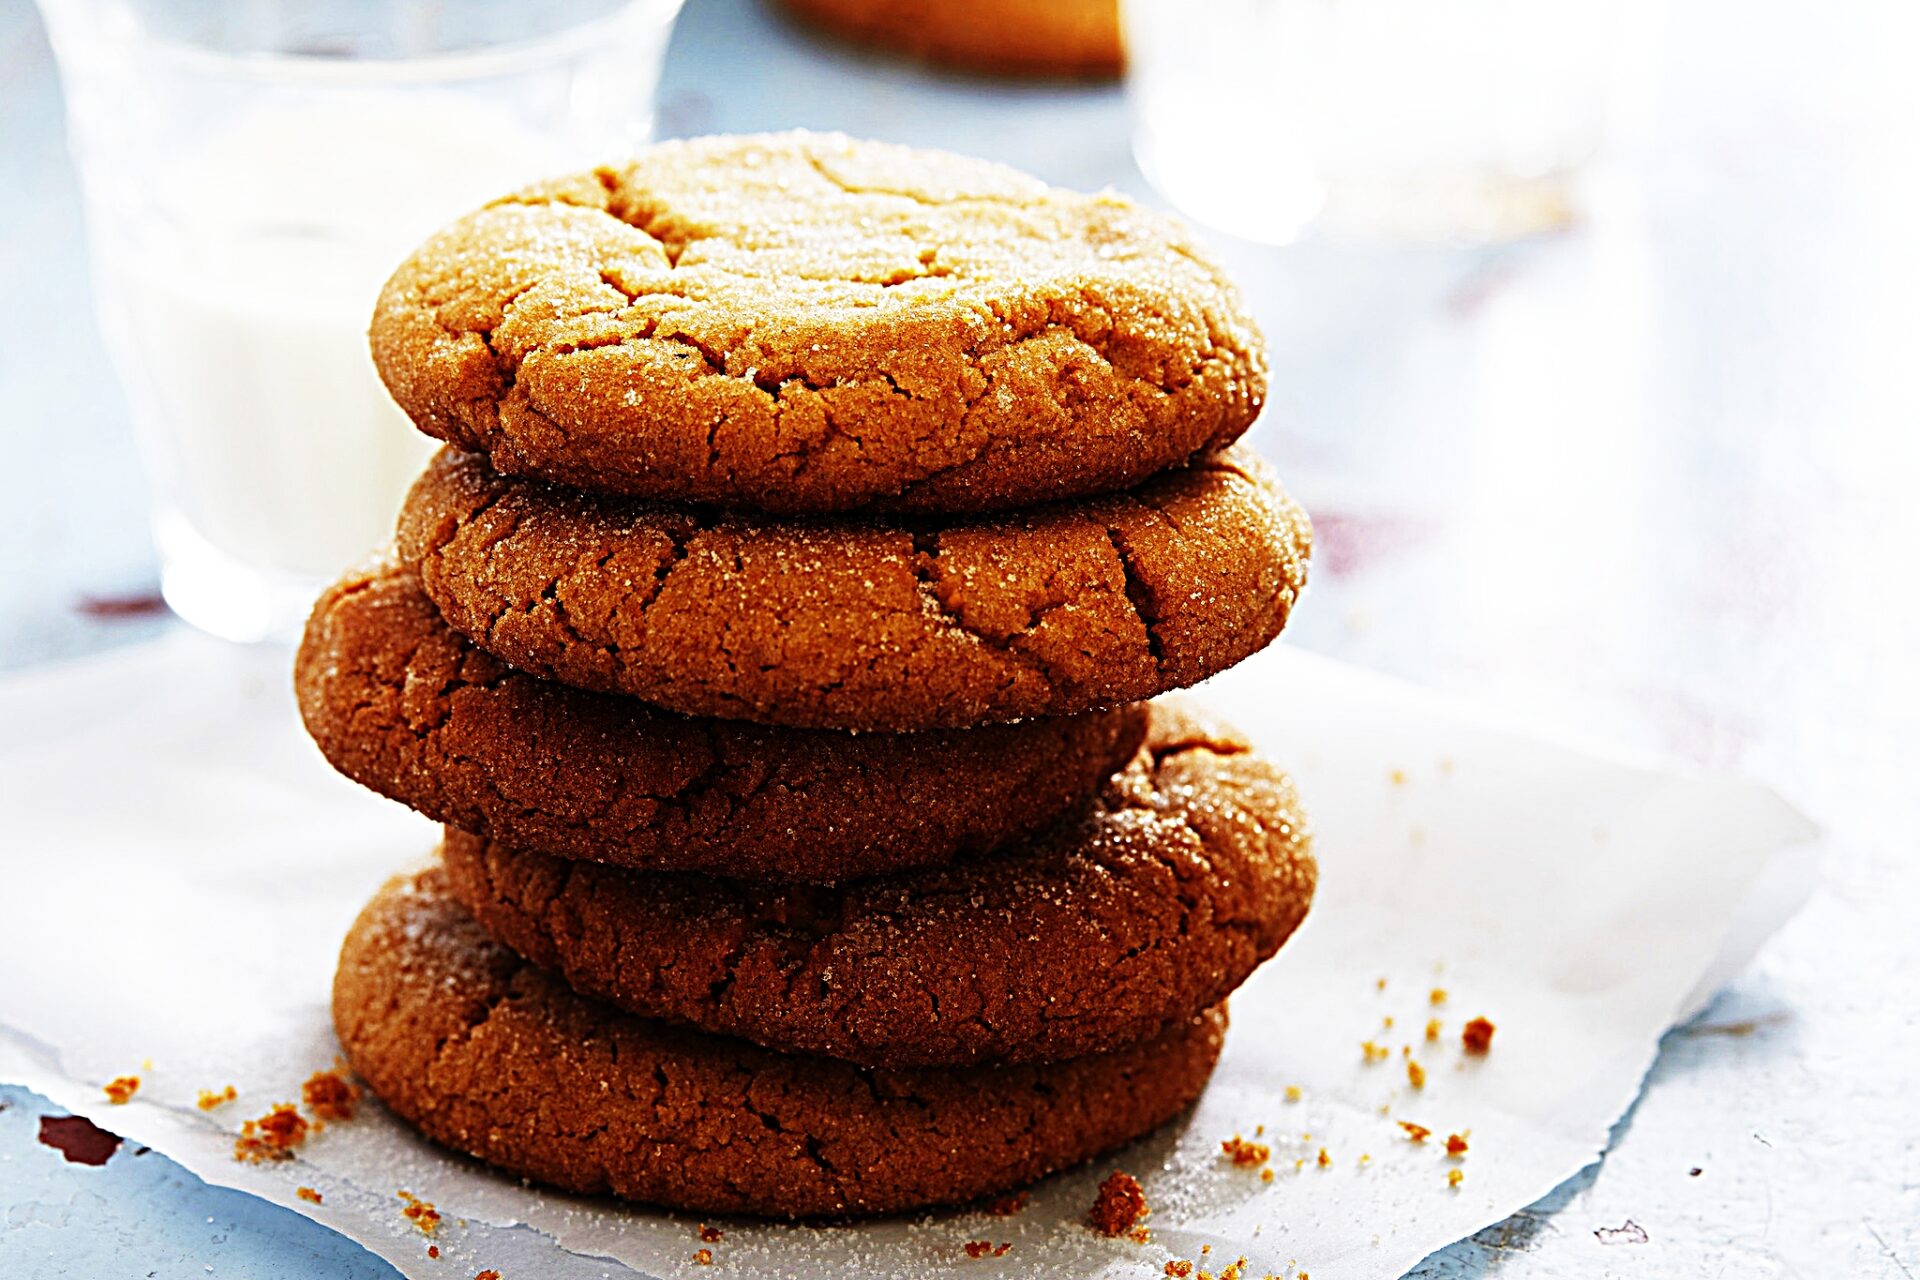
370,132,1265,515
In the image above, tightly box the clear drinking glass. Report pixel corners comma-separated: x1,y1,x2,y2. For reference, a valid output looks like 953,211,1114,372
1124,0,1622,245
36,0,685,641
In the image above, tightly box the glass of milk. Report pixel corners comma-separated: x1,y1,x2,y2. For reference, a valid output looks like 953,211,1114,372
1123,0,1629,245
36,0,685,641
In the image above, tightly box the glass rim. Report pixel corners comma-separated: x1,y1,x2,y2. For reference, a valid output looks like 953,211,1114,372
35,0,681,86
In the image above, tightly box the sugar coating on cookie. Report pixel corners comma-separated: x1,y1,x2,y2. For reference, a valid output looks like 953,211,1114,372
440,699,1313,1067
296,559,1146,880
398,442,1311,731
333,866,1228,1218
371,132,1265,514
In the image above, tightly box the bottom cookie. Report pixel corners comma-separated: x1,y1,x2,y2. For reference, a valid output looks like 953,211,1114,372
334,866,1226,1218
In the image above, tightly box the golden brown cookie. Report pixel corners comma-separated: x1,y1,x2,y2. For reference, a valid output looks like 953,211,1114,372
334,865,1227,1218
398,442,1311,731
370,132,1262,514
439,700,1312,1067
295,560,1144,881
775,0,1124,79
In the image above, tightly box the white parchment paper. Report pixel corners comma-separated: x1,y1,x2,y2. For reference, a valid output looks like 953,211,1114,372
0,633,1818,1279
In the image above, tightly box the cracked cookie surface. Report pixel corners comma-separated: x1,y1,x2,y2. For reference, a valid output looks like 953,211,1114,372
371,132,1264,514
440,700,1312,1068
296,560,1143,880
398,441,1311,731
334,864,1226,1217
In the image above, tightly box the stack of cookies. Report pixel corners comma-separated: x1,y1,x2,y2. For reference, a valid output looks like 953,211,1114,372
296,133,1317,1219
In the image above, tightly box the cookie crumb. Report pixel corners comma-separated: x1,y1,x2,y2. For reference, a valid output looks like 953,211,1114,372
1429,988,1448,1006
428,1246,440,1259
1283,1085,1302,1103
1407,1060,1427,1089
103,1075,140,1105
1164,1263,1193,1278
302,1068,360,1122
1462,1017,1496,1054
296,1186,323,1204
197,1086,237,1111
1259,1167,1275,1183
982,1189,1029,1216
1448,1168,1465,1188
693,1248,714,1265
1375,978,1387,991
699,1225,724,1243
234,1104,308,1162
1089,1170,1149,1237
1446,1133,1469,1157
1131,1226,1153,1243
1389,769,1408,785
1361,1040,1390,1063
398,1190,441,1236
1358,1153,1372,1167
1316,1148,1331,1168
1424,1019,1442,1042
475,1272,502,1280
1220,1134,1271,1168
1400,1121,1432,1143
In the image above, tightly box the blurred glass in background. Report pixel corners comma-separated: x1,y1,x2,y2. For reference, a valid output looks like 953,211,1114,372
35,0,684,642
1124,0,1628,244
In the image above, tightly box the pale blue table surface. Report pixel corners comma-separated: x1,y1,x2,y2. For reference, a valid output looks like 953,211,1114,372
3,0,1917,1276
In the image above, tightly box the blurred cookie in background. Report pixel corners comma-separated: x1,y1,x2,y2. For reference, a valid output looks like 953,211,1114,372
773,0,1123,79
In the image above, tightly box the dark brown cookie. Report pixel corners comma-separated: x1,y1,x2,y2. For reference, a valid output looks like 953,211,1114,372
295,560,1144,881
398,442,1311,731
334,865,1227,1218
439,699,1313,1067
775,0,1124,79
370,132,1263,514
